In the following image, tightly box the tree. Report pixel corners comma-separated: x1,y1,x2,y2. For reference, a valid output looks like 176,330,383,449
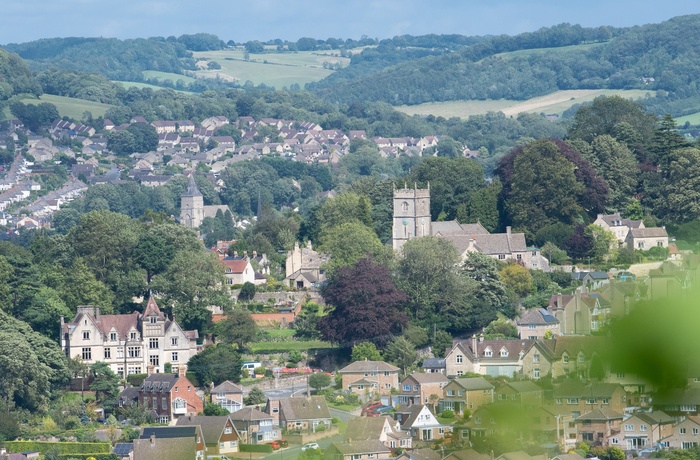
238,282,256,301
126,122,158,153
316,192,372,233
308,373,332,392
499,263,533,298
431,330,452,358
0,329,51,411
462,252,513,317
20,286,71,340
319,258,408,347
215,309,257,349
187,344,241,386
586,135,639,209
383,337,418,375
662,147,700,223
89,361,120,406
584,224,617,262
351,342,382,362
244,386,266,405
540,242,570,265
318,222,385,273
203,402,230,416
293,302,321,340
484,318,518,339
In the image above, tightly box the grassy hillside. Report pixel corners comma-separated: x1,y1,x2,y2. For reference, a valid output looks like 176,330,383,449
396,89,652,118
191,48,349,88
675,112,700,126
20,94,113,119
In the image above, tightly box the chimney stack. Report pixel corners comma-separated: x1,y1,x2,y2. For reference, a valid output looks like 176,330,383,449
506,226,511,235
179,365,187,377
147,365,155,376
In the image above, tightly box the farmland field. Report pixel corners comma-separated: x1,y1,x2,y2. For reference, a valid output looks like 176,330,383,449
191,48,349,88
675,112,700,126
396,89,653,118
141,70,197,85
115,80,193,93
19,94,113,119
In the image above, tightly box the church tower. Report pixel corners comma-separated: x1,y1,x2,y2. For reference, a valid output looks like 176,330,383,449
180,173,204,229
392,183,431,251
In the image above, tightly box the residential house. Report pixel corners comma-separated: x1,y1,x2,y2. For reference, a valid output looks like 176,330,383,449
211,380,243,413
444,336,536,377
394,404,446,442
439,377,494,415
339,361,400,396
343,416,412,451
139,367,204,423
626,227,668,251
653,388,700,417
516,308,560,339
552,382,628,415
133,426,205,460
495,381,543,407
395,448,441,460
324,441,391,460
284,241,329,289
521,336,605,380
575,408,623,446
266,396,331,433
397,373,449,406
422,358,446,374
548,293,609,335
228,407,280,444
443,450,491,460
593,213,644,246
608,411,674,450
221,258,255,285
659,416,700,450
60,297,199,378
175,415,241,456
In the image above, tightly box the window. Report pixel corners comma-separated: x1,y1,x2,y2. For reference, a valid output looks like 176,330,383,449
82,347,92,360
578,354,585,363
128,347,141,358
567,398,579,404
404,384,411,391
456,371,463,376
414,384,419,391
693,428,699,435
624,424,634,431
150,355,159,366
534,369,540,379
173,398,186,410
353,455,362,460
220,443,225,450
500,348,508,357
602,398,610,404
130,332,137,340
498,254,506,260
104,348,111,359
110,332,117,341
171,337,178,346
149,338,159,349
447,390,455,397
162,397,167,410
657,241,664,247
611,438,618,445
149,316,157,324
529,324,536,330
456,354,463,364
484,349,493,357
640,424,647,432
229,441,237,447
384,371,390,376
117,347,124,359
616,373,625,378
680,428,687,434
171,352,179,362
516,254,522,260
681,405,697,412
587,398,597,405
82,330,90,340
401,201,409,211
533,353,540,363
562,354,569,364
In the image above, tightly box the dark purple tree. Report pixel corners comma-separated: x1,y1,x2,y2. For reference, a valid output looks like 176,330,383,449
319,258,409,347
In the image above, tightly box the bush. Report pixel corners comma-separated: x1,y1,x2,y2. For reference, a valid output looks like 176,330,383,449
126,374,147,387
440,410,455,418
5,442,111,456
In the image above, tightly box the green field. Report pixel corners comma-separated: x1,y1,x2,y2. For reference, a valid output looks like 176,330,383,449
675,112,700,126
249,340,335,353
492,42,607,60
396,89,653,118
115,80,194,93
20,94,113,119
191,48,350,88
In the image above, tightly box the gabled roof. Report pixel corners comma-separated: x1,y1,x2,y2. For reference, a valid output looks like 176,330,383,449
400,404,439,429
451,377,494,391
140,426,199,439
516,308,558,326
141,374,179,393
576,408,623,421
451,338,536,361
339,360,400,373
499,381,542,394
211,380,243,394
422,358,446,369
221,258,250,274
344,415,397,441
403,373,449,385
629,227,668,238
175,415,237,444
631,411,675,425
278,396,331,420
533,336,606,361
229,407,271,421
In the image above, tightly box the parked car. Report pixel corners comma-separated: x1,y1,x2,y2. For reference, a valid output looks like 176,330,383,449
361,401,383,416
371,405,393,415
268,441,281,450
302,443,320,452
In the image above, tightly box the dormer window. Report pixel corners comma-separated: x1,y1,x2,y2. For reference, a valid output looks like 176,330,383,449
149,316,157,324
500,348,508,357
130,332,137,340
484,348,493,357
110,332,117,341
562,354,569,364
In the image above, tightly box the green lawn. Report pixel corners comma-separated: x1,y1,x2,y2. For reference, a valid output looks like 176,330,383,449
491,42,607,60
249,340,335,353
261,329,297,338
19,94,113,119
190,48,350,88
114,80,193,93
396,89,652,118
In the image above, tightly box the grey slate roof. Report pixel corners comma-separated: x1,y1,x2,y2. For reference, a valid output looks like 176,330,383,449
330,440,391,455
176,415,235,444
452,377,494,391
516,308,558,326
422,358,446,370
629,227,668,238
278,396,331,420
339,360,400,373
211,380,243,394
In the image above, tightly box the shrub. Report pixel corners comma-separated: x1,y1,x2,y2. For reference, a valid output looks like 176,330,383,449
240,444,273,453
440,410,455,418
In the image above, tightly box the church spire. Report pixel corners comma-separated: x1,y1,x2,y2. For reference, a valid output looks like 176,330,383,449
183,173,202,197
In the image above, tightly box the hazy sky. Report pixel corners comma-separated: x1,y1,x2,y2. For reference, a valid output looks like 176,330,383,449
2,0,699,45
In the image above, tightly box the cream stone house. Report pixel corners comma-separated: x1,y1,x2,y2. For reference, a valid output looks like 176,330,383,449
61,297,199,378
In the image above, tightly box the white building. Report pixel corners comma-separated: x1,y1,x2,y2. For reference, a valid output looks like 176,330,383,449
60,298,199,378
